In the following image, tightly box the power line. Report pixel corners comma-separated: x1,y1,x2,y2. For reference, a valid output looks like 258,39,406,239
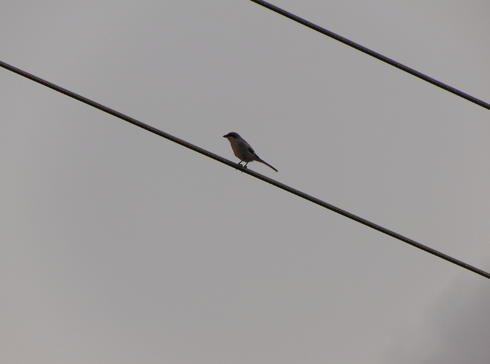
1,59,489,280
249,0,490,111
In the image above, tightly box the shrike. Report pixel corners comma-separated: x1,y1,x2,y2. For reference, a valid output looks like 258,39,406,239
223,132,278,172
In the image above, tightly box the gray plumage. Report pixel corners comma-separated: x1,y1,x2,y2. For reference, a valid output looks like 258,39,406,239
223,132,278,172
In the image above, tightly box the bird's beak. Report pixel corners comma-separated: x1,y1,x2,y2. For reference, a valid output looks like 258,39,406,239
223,134,228,138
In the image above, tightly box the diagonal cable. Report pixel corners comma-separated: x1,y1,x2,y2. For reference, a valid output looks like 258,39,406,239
1,59,489,280
249,0,490,111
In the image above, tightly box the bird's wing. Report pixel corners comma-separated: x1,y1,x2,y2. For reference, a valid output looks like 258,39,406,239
247,146,257,156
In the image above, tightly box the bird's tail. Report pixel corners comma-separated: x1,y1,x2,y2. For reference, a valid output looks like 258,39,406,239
258,158,278,172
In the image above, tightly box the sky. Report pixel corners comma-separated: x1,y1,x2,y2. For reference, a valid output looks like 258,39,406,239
1,1,490,363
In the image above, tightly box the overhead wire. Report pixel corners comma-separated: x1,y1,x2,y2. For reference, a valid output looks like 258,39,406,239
1,59,489,280
249,0,490,111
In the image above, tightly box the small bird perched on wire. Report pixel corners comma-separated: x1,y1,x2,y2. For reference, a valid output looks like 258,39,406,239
223,132,278,172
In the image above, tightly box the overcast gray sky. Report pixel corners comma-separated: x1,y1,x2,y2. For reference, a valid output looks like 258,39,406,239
1,1,490,363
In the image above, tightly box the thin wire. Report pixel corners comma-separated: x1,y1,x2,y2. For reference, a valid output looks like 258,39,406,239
1,60,489,280
249,0,490,111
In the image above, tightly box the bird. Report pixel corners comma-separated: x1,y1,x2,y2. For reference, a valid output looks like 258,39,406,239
223,132,278,172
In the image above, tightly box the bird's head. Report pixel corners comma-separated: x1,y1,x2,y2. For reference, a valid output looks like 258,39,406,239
223,132,240,140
